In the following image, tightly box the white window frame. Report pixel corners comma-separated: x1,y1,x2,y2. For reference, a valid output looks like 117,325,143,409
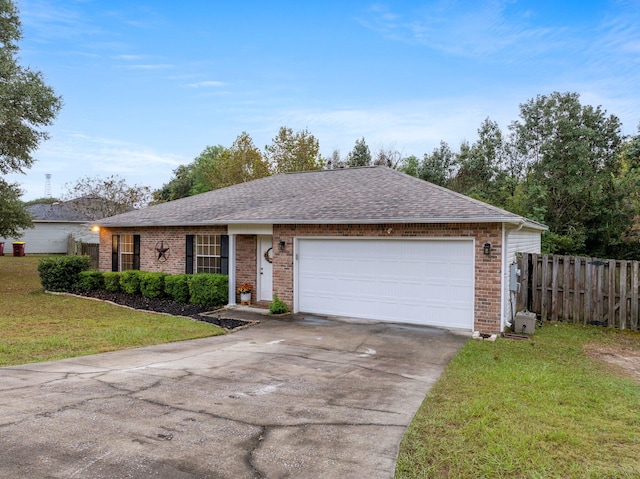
120,234,135,271
196,234,222,274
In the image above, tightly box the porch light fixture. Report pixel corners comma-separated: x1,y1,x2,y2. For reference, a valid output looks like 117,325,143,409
91,225,100,233
483,242,492,255
279,240,286,251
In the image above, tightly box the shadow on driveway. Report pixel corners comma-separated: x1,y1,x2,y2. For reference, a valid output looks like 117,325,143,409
0,313,467,479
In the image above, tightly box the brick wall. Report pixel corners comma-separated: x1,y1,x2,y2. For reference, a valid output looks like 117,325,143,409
272,223,503,334
100,222,504,333
235,235,257,304
99,226,227,275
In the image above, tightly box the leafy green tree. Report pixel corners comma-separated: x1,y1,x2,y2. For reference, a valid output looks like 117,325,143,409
346,137,371,167
422,141,456,187
265,126,323,173
227,132,271,183
189,145,231,195
0,0,62,237
0,179,32,237
191,133,271,193
153,164,196,203
452,119,502,199
511,92,627,255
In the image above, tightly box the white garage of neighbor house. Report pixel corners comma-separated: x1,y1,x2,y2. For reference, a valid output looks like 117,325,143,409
0,200,98,255
95,167,546,334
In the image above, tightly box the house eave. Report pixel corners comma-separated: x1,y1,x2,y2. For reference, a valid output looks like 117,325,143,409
97,216,547,229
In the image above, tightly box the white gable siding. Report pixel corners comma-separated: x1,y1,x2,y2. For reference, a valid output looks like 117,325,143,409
502,226,542,328
0,223,97,254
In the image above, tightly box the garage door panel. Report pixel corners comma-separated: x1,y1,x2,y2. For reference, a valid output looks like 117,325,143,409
297,239,474,330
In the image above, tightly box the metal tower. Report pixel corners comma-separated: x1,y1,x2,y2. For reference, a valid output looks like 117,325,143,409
45,174,51,198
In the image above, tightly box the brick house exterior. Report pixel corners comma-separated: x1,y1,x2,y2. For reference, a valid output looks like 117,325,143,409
96,167,545,334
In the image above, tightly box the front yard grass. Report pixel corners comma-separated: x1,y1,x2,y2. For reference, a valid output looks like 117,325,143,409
396,323,640,478
0,255,223,367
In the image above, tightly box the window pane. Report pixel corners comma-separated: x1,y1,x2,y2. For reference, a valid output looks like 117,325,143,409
195,234,221,274
120,234,134,271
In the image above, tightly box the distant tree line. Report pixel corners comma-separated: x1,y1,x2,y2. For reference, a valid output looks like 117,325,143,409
398,92,640,259
153,92,640,258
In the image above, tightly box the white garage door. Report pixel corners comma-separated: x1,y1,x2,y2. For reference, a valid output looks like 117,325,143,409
296,238,474,330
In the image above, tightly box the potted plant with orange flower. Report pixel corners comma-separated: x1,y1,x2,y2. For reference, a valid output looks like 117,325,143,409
237,282,253,305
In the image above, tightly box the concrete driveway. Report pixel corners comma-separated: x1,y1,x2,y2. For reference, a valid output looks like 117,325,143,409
0,312,467,479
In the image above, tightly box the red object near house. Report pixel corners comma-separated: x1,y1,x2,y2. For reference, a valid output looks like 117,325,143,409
12,242,25,257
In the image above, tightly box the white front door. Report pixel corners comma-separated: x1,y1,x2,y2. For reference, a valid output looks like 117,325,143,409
258,235,273,301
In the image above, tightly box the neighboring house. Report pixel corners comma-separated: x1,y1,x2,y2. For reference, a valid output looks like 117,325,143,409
96,167,546,334
0,199,99,254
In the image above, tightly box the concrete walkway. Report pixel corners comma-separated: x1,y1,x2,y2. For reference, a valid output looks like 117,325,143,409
0,313,467,478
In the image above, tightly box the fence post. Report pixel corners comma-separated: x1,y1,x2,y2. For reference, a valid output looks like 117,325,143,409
551,254,559,320
532,253,540,314
608,259,616,328
573,256,582,322
632,261,639,330
541,254,549,322
620,260,627,330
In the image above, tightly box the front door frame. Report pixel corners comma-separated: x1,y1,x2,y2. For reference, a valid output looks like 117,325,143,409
257,235,273,302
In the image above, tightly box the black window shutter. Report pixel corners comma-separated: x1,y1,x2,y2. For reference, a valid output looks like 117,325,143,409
111,235,119,272
220,235,229,275
133,235,141,270
185,235,194,274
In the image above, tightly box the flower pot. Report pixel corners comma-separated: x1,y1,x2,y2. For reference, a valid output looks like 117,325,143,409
240,292,251,305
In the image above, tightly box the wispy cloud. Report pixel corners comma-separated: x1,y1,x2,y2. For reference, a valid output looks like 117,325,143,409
187,80,227,88
114,54,145,61
254,95,521,156
21,0,105,41
358,1,573,60
124,64,174,70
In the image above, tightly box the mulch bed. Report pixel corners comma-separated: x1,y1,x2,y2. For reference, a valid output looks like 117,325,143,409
77,290,254,331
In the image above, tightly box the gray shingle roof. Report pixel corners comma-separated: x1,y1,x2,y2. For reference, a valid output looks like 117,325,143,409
96,167,546,229
27,202,91,222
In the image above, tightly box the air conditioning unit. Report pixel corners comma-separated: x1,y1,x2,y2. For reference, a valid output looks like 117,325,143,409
514,311,536,334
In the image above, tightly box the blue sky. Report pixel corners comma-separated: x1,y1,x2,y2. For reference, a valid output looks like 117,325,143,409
7,0,640,200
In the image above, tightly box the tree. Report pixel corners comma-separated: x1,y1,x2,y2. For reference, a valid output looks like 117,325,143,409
63,175,151,219
326,149,343,169
265,126,323,173
373,145,402,168
425,141,456,187
346,137,371,167
452,118,505,202
0,179,32,237
511,92,627,255
152,164,196,203
0,0,62,237
190,133,271,193
188,145,231,195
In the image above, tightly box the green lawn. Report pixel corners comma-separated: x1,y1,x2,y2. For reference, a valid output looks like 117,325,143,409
0,255,223,366
396,323,640,478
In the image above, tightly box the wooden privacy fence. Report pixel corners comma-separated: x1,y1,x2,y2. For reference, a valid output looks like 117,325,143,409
67,235,99,269
516,253,640,330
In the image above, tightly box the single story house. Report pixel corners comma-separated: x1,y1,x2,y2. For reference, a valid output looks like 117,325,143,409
0,200,99,254
96,166,546,334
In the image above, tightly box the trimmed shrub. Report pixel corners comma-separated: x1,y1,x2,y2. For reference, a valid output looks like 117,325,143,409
38,255,91,292
164,274,190,303
269,293,290,315
104,272,121,292
140,272,166,299
188,274,228,307
119,270,142,295
75,270,104,292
